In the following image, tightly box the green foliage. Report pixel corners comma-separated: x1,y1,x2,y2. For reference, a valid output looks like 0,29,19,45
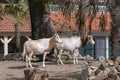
0,3,3,21
44,0,55,9
5,0,29,22
0,4,3,15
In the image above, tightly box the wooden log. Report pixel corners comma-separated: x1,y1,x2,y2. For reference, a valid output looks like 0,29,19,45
107,73,117,80
24,68,49,80
116,56,120,65
95,71,108,80
79,68,88,80
107,60,114,66
98,63,106,70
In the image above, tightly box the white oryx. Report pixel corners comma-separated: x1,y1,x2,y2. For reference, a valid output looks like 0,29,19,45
55,35,95,64
22,33,63,68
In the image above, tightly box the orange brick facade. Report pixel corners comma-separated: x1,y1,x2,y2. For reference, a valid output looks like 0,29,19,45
50,12,111,32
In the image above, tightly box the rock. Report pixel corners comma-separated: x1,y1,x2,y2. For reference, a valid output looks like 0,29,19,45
104,68,111,74
117,76,120,80
115,66,120,72
90,61,100,67
88,76,96,80
115,66,120,77
99,56,106,64
107,73,118,80
112,67,118,73
86,55,94,60
107,60,114,66
116,56,120,64
117,72,120,77
83,61,89,66
115,60,119,65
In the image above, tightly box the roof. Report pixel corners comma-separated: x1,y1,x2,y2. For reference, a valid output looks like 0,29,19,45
0,4,31,36
0,15,31,32
50,12,112,33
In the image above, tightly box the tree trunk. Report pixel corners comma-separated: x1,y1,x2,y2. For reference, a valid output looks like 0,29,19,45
80,68,88,80
15,23,21,53
109,0,120,61
111,31,117,61
24,68,49,80
41,14,54,38
28,0,45,39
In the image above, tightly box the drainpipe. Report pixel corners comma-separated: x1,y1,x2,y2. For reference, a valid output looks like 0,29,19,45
106,36,109,60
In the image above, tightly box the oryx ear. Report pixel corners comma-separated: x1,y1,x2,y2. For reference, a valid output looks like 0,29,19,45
54,32,58,37
55,32,58,35
88,36,91,40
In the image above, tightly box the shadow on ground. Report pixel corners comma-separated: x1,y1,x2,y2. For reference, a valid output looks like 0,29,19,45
7,77,24,80
7,64,38,69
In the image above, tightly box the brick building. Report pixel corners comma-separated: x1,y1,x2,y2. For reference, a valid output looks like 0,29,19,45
49,0,112,59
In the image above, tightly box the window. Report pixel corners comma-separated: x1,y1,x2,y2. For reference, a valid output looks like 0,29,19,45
50,4,79,13
89,0,106,3
98,0,105,2
97,5,108,12
50,5,61,12
90,5,108,13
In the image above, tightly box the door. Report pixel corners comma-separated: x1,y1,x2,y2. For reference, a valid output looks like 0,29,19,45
95,37,107,59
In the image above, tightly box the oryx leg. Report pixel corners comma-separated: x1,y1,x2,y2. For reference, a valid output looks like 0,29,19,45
76,50,79,64
26,55,29,68
54,48,59,64
43,52,48,67
75,56,79,64
73,50,76,64
26,53,33,68
26,52,33,69
58,50,64,65
73,56,76,64
73,49,79,64
28,52,33,68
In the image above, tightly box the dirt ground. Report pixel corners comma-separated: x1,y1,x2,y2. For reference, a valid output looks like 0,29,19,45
0,59,86,80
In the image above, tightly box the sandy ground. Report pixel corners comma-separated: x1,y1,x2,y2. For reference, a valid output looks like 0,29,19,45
0,59,86,80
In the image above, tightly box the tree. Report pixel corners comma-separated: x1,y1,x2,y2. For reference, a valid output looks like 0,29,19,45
53,0,107,37
108,0,120,61
55,0,120,61
5,0,29,53
28,0,55,39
